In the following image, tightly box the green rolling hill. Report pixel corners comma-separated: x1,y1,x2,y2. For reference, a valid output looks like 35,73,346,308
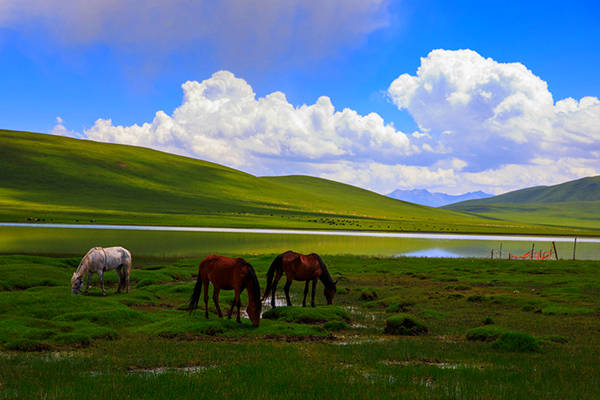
444,176,600,230
1,129,597,235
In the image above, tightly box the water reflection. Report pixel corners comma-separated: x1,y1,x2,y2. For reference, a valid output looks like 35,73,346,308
0,224,598,260
400,248,462,258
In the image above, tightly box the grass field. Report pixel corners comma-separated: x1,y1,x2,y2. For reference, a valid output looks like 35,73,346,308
1,253,599,399
2,129,598,236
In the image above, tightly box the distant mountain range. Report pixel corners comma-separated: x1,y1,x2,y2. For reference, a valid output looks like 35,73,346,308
386,189,492,207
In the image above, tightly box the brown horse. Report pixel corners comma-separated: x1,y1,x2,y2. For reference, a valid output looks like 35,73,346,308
262,250,337,308
188,255,262,326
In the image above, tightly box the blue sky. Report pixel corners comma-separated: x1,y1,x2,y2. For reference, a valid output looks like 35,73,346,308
1,0,599,195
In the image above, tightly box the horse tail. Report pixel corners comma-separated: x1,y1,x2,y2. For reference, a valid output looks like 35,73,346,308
188,265,204,313
262,253,283,301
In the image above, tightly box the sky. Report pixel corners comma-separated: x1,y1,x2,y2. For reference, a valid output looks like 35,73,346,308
1,0,599,195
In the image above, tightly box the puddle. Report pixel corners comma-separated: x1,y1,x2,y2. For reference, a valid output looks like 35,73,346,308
344,306,377,321
128,365,216,376
334,337,388,345
362,372,396,384
380,359,489,370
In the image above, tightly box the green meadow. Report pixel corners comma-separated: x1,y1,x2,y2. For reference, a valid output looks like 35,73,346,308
2,129,599,236
445,176,600,231
1,253,599,399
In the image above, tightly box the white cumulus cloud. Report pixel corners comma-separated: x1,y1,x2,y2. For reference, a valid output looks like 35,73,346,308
387,49,600,173
80,71,415,175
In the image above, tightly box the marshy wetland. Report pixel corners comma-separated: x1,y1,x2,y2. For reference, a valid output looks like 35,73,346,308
1,251,599,399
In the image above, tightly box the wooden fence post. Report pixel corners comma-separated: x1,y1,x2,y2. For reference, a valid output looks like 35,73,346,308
552,241,559,260
530,243,534,260
499,243,503,259
573,237,577,260
491,249,494,259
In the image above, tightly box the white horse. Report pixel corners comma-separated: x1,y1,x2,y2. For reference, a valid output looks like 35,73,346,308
71,246,132,296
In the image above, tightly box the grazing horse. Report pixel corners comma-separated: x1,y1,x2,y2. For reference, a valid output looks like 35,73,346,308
188,255,262,327
71,246,132,296
262,250,337,308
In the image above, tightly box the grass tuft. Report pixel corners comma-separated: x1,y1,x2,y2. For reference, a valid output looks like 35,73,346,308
384,313,428,336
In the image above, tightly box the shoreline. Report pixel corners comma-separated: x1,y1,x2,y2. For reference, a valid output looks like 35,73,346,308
2,222,600,242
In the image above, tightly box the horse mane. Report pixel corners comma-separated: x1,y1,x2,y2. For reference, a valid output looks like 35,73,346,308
73,247,101,280
238,259,261,306
312,254,335,288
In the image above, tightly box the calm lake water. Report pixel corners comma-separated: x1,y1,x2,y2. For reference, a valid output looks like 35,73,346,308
1,223,599,260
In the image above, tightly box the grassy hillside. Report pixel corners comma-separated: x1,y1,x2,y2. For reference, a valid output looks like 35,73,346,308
449,176,600,205
1,129,596,235
445,176,600,230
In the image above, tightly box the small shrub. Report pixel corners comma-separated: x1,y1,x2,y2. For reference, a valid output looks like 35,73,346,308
492,332,541,352
384,314,428,336
482,317,494,325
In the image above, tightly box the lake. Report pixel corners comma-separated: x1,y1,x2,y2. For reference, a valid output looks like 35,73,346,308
1,223,599,259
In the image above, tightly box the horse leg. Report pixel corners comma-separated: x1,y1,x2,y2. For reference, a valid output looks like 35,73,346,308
302,281,309,307
234,289,242,324
311,278,317,308
227,298,236,319
83,273,92,295
99,269,106,296
115,266,123,294
271,270,282,308
203,280,210,319
213,288,223,318
284,279,293,306
124,261,131,294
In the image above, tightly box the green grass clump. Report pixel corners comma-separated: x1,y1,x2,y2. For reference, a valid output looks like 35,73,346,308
262,306,350,324
323,321,349,331
466,325,508,342
384,314,428,336
492,332,541,352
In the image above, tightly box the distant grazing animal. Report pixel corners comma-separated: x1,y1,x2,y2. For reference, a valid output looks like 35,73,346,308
262,250,337,308
188,255,262,327
71,246,132,296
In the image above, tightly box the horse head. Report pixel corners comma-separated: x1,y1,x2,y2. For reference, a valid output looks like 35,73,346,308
71,272,84,294
246,300,262,327
324,280,337,305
